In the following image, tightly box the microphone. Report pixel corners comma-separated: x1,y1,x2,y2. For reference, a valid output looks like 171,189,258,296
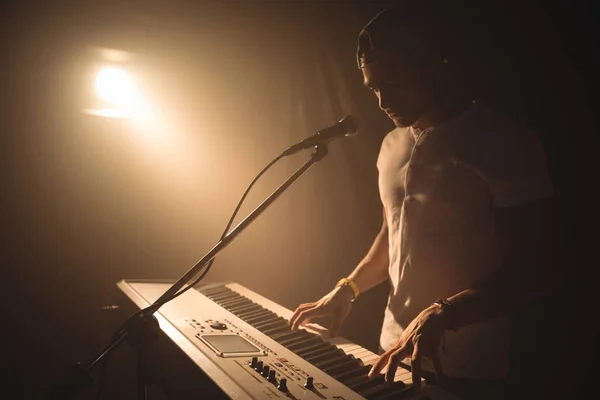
283,115,359,156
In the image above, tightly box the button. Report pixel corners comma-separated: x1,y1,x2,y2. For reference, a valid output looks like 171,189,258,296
209,321,227,330
304,376,314,390
277,378,288,392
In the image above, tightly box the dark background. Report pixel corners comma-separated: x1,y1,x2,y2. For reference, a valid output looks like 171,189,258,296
0,1,597,399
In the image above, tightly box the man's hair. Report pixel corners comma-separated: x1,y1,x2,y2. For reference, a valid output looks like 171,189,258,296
357,0,469,69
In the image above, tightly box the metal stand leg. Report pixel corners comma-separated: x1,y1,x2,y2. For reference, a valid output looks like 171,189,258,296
137,347,147,400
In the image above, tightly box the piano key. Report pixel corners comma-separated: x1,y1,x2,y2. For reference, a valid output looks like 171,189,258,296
228,302,261,313
334,365,372,383
275,331,312,346
212,297,245,308
244,311,277,324
216,297,247,308
275,331,312,345
322,357,363,376
254,321,288,333
352,374,389,394
361,380,407,400
285,336,323,351
262,326,293,337
294,342,331,357
225,299,256,310
299,343,339,360
308,349,345,366
199,285,231,296
369,384,414,400
253,317,288,330
309,349,346,370
235,308,268,320
206,291,240,302
270,330,308,343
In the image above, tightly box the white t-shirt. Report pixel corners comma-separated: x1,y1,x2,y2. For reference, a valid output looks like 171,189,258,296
377,105,554,380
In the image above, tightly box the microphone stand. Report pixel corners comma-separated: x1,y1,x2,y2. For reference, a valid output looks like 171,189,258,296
45,144,329,399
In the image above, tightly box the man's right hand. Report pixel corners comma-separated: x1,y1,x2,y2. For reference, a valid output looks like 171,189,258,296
289,285,355,337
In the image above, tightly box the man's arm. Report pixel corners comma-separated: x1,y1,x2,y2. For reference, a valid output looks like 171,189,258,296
447,195,566,329
368,195,566,384
290,207,390,334
346,206,390,295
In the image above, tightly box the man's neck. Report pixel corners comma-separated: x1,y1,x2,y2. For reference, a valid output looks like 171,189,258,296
413,98,473,131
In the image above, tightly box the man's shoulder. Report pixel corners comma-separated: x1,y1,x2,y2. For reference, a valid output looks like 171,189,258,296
377,126,414,170
380,126,414,150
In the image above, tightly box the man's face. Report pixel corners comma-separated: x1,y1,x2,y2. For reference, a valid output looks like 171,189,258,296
362,59,433,128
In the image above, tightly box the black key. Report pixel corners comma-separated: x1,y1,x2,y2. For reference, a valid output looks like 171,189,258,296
299,343,338,360
275,331,311,346
344,374,373,390
294,343,330,358
207,292,240,301
276,335,313,350
254,317,287,330
352,374,387,394
368,382,412,400
229,303,261,314
308,349,344,365
286,336,322,351
323,359,363,378
236,308,267,319
316,354,355,370
216,297,247,308
361,380,406,400
245,311,276,324
199,286,231,296
270,330,307,343
263,325,293,337
335,365,372,383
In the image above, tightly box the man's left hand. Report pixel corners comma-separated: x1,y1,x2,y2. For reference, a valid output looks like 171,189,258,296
368,304,447,388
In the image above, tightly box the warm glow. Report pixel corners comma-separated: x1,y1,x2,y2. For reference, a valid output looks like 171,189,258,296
91,67,154,122
95,67,137,106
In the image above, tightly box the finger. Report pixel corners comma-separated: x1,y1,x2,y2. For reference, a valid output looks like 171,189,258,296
431,354,444,386
368,350,393,378
290,308,314,331
385,345,411,383
289,303,314,329
411,342,422,391
290,307,329,331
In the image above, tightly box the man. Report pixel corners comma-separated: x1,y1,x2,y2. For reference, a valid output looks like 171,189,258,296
290,3,568,399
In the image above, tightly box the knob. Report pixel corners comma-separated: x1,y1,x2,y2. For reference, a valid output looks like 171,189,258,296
277,378,288,392
267,370,276,383
250,357,258,368
261,365,270,378
255,361,263,373
304,376,314,390
209,321,227,330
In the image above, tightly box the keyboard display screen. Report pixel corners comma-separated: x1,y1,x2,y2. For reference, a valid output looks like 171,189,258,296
201,334,260,355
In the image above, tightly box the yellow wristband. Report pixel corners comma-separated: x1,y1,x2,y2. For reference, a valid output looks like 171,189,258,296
336,278,360,300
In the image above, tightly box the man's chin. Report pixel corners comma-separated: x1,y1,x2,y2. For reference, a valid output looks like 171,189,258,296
391,115,418,128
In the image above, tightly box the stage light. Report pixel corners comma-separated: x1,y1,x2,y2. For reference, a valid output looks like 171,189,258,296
95,67,137,107
90,66,153,121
